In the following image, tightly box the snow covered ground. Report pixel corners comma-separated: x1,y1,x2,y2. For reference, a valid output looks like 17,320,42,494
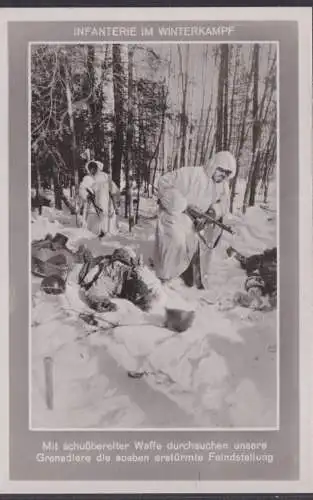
30,183,277,430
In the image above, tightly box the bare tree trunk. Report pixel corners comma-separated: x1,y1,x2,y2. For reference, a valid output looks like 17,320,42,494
173,153,178,171
134,123,144,225
35,162,42,196
247,44,260,208
151,90,166,194
262,147,271,204
124,46,134,219
33,160,43,214
216,46,225,152
128,181,134,232
151,156,159,195
199,93,213,164
52,168,62,211
87,45,102,160
243,45,276,211
107,140,113,233
162,46,171,174
187,123,194,164
243,44,260,212
223,45,229,150
203,117,215,165
228,46,240,150
178,45,190,168
194,46,208,165
262,132,276,203
208,136,216,160
171,116,179,170
162,119,168,175
112,44,125,189
229,49,254,213
63,65,80,223
64,66,79,195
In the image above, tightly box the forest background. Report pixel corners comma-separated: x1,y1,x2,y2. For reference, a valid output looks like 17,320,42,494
31,42,277,222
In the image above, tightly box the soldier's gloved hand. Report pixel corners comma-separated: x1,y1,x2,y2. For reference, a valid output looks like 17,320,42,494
185,205,206,231
207,206,216,219
185,204,199,219
194,216,207,232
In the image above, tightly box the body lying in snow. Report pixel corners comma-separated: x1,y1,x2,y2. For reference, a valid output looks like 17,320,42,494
77,247,196,333
31,232,86,280
227,246,277,309
78,247,165,313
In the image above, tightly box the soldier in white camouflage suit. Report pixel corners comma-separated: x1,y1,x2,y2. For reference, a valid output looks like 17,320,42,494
154,151,236,289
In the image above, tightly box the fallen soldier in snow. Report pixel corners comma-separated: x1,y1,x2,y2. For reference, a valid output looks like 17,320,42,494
78,247,163,313
227,246,277,310
78,247,196,332
32,232,196,332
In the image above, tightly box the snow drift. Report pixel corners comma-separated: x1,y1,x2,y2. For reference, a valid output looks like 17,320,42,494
30,200,277,429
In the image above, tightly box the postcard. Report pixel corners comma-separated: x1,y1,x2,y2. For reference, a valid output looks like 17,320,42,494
0,6,312,494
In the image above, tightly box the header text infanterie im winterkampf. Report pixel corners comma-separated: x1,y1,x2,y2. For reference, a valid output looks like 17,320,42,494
73,25,236,38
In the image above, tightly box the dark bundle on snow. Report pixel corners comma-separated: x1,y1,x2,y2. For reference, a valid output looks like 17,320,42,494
32,233,86,282
227,246,277,298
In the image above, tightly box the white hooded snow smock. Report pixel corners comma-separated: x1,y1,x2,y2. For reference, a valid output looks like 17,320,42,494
79,161,119,236
154,151,236,287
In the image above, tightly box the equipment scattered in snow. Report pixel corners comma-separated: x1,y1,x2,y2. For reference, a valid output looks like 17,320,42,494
165,308,196,333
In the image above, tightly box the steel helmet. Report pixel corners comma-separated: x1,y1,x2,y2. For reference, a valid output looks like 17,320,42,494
41,274,66,295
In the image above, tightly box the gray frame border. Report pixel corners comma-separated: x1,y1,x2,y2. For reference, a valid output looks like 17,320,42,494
9,20,298,481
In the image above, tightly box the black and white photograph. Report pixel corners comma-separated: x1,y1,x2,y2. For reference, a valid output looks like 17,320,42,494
30,41,278,430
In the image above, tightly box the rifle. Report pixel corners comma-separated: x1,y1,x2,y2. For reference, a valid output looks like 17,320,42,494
86,188,103,217
186,206,235,235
